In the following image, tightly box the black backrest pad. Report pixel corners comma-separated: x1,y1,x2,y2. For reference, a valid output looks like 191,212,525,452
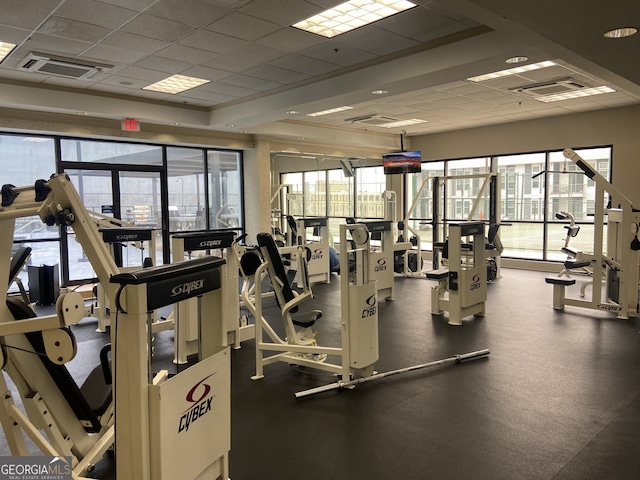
256,233,296,308
9,246,31,285
5,297,102,433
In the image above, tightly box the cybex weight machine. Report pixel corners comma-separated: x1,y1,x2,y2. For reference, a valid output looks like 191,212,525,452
545,148,640,319
171,231,254,363
427,222,487,325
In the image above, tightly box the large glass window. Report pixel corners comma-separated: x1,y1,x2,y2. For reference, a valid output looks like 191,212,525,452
356,166,385,219
304,171,326,218
208,150,242,230
168,147,205,232
1,134,59,292
405,161,445,249
61,139,163,165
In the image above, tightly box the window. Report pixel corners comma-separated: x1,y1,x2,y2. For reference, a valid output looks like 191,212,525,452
356,166,385,220
208,150,242,230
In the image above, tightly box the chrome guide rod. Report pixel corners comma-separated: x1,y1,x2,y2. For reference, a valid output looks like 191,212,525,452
295,349,490,399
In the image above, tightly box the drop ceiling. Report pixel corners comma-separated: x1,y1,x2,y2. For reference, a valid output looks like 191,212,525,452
0,0,638,145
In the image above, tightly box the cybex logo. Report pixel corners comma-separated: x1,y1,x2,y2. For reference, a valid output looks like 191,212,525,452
178,374,215,433
170,279,205,297
361,293,377,318
470,274,481,291
311,248,324,260
199,240,222,248
374,258,387,272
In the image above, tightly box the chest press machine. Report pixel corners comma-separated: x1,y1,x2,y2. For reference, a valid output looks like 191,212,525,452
0,174,231,480
170,231,254,364
426,222,487,325
244,223,379,383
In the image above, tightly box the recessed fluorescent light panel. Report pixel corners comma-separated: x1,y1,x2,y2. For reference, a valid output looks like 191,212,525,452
292,0,417,38
143,74,210,94
534,86,615,103
467,61,557,82
604,27,637,38
306,106,354,117
0,42,17,63
379,118,427,128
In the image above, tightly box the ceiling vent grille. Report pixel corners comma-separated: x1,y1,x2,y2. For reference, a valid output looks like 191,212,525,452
18,53,112,80
511,77,588,97
344,114,399,125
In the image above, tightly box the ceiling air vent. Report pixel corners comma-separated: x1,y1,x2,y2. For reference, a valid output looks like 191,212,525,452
344,114,399,126
511,77,588,97
18,53,113,80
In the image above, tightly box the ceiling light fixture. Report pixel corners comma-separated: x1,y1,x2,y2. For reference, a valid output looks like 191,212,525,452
286,110,299,114
379,118,427,128
505,56,528,64
467,60,557,82
533,85,615,103
292,0,417,38
143,74,210,94
0,42,17,64
604,27,637,38
306,106,354,117
371,89,388,95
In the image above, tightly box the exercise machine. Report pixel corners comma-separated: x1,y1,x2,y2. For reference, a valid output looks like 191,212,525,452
171,230,254,363
0,174,231,479
110,256,230,480
545,148,640,319
347,217,401,301
293,217,332,284
94,226,157,332
246,223,378,383
403,173,503,280
427,222,487,325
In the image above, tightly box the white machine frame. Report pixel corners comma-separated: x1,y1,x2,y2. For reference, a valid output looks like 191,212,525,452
545,148,640,319
402,173,503,279
427,222,487,325
0,174,231,480
247,224,378,383
170,230,254,363
293,217,332,284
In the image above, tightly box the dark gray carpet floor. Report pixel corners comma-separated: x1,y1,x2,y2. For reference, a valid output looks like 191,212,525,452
3,268,640,479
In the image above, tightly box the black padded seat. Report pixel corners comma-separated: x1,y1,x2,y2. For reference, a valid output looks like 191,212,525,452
545,277,576,286
563,260,591,269
256,232,322,328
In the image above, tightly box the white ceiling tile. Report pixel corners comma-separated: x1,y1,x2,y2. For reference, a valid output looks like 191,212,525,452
242,64,310,83
54,0,139,29
121,15,197,42
178,30,246,54
100,31,171,54
268,53,340,76
38,17,112,43
239,0,322,27
133,56,193,74
179,65,235,82
98,0,157,11
145,0,230,27
178,88,237,104
115,66,170,82
205,12,281,41
154,44,218,64
218,74,284,92
99,74,154,89
256,28,325,53
0,0,61,30
83,43,148,64
205,44,288,72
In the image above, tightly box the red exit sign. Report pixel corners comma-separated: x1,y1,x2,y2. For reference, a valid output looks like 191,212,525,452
121,118,140,131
